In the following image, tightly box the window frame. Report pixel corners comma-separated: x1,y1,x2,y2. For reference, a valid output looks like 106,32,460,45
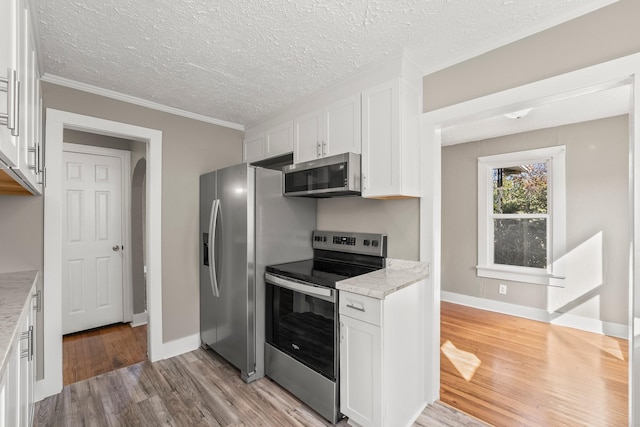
477,146,566,286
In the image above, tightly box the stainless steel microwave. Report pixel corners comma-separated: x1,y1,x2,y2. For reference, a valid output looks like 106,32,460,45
282,152,361,197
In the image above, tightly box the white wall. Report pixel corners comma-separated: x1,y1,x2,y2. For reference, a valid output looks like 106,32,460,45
441,115,629,326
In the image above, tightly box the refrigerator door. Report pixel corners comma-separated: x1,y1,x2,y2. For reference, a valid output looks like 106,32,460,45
213,163,255,378
200,171,218,349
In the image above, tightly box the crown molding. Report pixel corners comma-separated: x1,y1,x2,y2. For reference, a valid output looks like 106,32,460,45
40,74,245,131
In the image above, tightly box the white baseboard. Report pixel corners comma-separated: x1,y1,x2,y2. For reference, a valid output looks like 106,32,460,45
131,311,148,327
159,333,200,361
441,291,628,339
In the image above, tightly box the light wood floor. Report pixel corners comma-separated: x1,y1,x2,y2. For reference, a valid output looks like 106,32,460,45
63,322,147,385
440,301,628,426
36,347,487,427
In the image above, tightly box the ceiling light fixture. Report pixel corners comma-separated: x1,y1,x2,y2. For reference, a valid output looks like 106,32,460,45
504,108,532,119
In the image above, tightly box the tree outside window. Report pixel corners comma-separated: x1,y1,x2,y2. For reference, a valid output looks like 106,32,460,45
492,163,548,268
477,146,566,286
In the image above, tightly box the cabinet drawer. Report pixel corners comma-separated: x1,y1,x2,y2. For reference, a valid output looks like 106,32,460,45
339,292,382,326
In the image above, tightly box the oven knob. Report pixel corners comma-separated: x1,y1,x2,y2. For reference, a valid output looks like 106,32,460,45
323,236,327,242
371,240,379,247
363,240,370,246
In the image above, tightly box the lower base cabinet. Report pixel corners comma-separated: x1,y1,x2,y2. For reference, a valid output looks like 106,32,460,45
339,280,426,427
0,284,36,427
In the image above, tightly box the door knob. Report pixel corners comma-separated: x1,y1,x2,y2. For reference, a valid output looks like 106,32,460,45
112,245,120,251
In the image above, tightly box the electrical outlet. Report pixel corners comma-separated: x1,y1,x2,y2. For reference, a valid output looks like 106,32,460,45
499,284,507,295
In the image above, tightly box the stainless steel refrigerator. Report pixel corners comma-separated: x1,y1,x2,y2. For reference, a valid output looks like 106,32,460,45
200,163,316,383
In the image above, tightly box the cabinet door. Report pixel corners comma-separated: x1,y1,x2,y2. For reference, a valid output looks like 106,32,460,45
265,121,293,158
0,0,19,168
325,94,361,158
243,134,264,163
361,80,400,198
5,340,20,427
339,315,381,427
294,109,323,163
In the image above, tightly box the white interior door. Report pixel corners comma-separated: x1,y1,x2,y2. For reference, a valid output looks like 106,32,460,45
62,150,123,335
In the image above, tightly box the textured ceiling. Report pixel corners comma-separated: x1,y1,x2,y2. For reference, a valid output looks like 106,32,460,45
37,0,616,128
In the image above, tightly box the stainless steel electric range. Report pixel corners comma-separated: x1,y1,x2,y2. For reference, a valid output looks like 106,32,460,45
264,230,387,423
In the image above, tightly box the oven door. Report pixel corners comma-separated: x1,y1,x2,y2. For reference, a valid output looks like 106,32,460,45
265,272,337,381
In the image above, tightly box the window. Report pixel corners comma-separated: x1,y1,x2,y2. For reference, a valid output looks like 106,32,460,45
477,146,566,285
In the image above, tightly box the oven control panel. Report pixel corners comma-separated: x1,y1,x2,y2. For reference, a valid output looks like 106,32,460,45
312,230,387,257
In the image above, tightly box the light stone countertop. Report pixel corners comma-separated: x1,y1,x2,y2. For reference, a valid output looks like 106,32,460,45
0,270,38,379
336,259,429,299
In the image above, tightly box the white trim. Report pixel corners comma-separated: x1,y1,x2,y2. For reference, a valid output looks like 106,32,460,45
131,311,148,327
477,146,566,285
441,291,628,340
38,109,163,402
421,52,640,422
62,143,133,323
41,74,245,132
159,333,200,361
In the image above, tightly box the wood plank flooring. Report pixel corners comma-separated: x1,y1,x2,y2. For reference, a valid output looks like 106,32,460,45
63,323,147,385
36,347,488,427
440,301,628,426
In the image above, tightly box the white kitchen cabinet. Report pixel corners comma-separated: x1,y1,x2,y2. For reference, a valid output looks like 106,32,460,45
361,78,421,199
339,280,425,427
243,121,294,164
265,121,293,159
294,94,361,164
0,284,37,427
0,0,43,195
243,134,264,163
0,0,20,169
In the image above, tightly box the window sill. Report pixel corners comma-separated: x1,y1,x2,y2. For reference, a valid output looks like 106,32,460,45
476,266,565,287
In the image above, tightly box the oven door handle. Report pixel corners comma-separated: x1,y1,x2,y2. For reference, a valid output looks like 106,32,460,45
265,273,333,299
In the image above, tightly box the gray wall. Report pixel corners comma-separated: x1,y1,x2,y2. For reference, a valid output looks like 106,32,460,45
441,116,629,326
40,82,244,343
317,197,420,260
423,0,640,112
64,128,132,150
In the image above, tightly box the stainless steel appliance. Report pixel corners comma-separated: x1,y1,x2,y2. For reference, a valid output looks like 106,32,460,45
282,152,361,197
200,163,316,383
265,230,387,423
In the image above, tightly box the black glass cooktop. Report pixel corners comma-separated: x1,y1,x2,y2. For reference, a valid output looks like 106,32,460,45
266,258,381,289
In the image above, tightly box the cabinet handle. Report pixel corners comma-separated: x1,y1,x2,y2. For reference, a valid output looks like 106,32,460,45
20,328,31,359
0,68,18,136
30,325,34,360
28,146,37,171
346,303,366,312
317,141,321,158
322,140,326,157
362,175,367,191
37,167,46,186
33,289,42,312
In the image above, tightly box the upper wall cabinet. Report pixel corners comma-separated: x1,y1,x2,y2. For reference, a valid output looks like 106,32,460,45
294,94,361,164
361,78,421,199
243,120,294,164
0,0,43,195
0,0,20,169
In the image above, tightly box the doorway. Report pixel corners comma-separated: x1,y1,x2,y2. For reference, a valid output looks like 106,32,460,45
437,109,630,424
39,109,163,400
420,54,640,424
59,134,149,386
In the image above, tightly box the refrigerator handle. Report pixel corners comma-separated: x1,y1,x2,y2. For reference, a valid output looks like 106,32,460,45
209,199,221,297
